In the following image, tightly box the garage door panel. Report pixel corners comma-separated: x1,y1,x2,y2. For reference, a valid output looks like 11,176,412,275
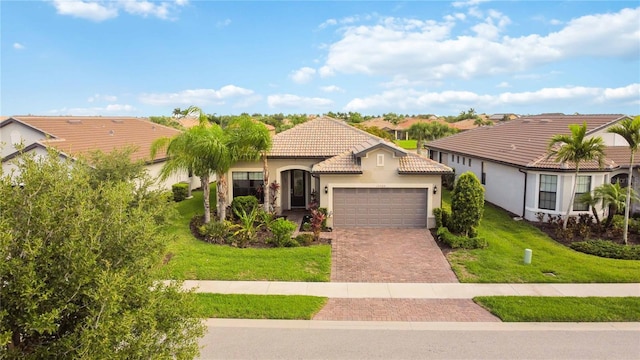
333,188,427,228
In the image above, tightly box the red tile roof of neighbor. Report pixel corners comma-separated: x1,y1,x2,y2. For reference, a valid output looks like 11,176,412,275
428,114,630,171
1,116,181,162
362,117,477,132
270,116,451,175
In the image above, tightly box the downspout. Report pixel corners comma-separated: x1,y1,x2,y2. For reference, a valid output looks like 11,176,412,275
518,168,528,218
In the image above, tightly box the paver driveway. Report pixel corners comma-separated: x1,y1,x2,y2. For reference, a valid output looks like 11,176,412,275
330,228,458,283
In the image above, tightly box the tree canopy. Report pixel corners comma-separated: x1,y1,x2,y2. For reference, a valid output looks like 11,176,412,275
0,151,204,358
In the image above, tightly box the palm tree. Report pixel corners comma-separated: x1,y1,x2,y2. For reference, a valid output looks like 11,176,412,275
226,116,272,212
594,183,628,229
408,122,431,155
578,191,601,226
606,116,640,244
548,122,606,229
151,107,229,224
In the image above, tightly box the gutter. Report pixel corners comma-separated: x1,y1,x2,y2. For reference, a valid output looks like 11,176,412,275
518,168,527,217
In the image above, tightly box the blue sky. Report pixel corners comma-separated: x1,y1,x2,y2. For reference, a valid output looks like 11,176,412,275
2,0,639,117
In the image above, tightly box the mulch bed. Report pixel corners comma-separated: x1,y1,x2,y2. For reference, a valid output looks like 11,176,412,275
189,215,332,248
529,220,640,247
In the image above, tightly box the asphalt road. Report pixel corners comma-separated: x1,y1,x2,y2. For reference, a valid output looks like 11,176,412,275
199,321,640,360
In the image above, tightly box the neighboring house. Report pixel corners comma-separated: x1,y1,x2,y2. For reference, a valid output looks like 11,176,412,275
226,116,452,228
0,116,194,190
362,117,477,140
488,113,519,122
427,114,635,221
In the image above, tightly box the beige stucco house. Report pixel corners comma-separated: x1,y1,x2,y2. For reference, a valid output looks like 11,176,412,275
0,116,194,190
226,116,452,229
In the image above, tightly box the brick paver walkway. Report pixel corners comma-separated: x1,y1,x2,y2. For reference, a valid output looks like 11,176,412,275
331,228,458,283
313,298,500,322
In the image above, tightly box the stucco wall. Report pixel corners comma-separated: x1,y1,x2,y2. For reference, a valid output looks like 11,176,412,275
319,148,442,228
0,121,46,158
145,162,194,191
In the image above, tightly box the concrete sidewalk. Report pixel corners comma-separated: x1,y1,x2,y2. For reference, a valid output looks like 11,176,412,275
179,280,640,298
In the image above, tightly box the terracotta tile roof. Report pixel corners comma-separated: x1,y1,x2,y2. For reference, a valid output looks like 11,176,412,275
1,116,181,162
177,117,200,129
399,153,453,174
428,114,629,171
269,116,378,158
604,146,640,168
312,151,362,174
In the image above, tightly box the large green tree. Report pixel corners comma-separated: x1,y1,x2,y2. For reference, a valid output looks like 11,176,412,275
408,122,431,155
0,151,204,358
548,122,606,229
606,116,640,244
151,107,229,223
594,182,629,229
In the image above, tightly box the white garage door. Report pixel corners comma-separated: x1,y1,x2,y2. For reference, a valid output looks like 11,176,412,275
332,188,427,228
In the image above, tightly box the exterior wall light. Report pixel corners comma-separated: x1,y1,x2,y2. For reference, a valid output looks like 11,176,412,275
433,185,438,194
324,185,329,194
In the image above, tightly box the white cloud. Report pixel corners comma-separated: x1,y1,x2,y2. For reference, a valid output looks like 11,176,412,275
51,0,187,21
320,85,344,93
47,104,136,116
344,84,640,112
52,0,118,22
13,43,25,50
217,18,232,27
452,0,490,8
267,94,333,109
318,7,639,81
87,94,118,103
139,85,255,106
290,67,316,84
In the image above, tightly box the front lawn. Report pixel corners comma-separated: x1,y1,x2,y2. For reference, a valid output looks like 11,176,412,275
192,293,327,319
474,296,640,322
441,191,640,283
395,139,417,150
158,191,331,281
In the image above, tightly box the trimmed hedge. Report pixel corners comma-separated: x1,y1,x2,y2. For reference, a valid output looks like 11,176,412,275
436,227,487,249
231,196,259,218
570,240,640,260
171,182,189,202
433,207,451,229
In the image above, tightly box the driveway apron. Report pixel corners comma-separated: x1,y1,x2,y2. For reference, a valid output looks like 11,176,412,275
330,228,458,283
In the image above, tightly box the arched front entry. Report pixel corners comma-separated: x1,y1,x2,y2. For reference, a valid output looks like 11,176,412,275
612,173,629,187
276,166,317,211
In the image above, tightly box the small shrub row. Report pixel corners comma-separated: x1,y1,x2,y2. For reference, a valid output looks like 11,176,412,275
570,240,640,260
231,196,259,219
436,227,487,249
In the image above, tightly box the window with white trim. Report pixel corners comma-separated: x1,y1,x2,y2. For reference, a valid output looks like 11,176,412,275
539,174,557,210
573,175,591,211
232,171,264,202
377,154,384,167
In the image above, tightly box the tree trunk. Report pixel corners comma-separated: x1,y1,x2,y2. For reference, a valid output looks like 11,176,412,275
187,168,193,198
416,139,423,155
564,167,580,230
623,152,634,245
263,153,270,212
605,205,616,229
202,174,211,224
217,172,228,221
590,205,600,226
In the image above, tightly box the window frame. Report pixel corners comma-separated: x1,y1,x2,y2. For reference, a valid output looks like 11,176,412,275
538,174,558,211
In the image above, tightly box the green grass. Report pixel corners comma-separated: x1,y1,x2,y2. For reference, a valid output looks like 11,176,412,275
474,296,640,322
395,139,417,149
441,190,640,283
158,191,331,281
192,293,327,319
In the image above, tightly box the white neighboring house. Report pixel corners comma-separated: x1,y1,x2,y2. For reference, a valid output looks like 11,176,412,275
427,114,637,221
0,116,196,190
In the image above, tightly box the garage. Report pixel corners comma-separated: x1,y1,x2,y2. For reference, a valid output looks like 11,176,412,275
332,188,428,228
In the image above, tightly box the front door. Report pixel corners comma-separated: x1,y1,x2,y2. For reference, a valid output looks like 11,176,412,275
290,170,306,207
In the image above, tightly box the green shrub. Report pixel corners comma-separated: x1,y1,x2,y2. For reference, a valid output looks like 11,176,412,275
450,172,485,237
171,182,189,202
295,233,314,246
268,218,297,247
318,207,328,228
436,227,487,249
433,208,452,228
198,220,232,244
230,207,262,248
570,240,640,260
282,237,300,247
231,196,259,219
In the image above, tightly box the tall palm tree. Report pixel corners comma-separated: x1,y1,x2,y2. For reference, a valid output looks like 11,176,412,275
408,122,431,155
226,116,272,212
606,116,640,244
594,183,628,229
151,107,229,224
578,191,602,226
548,122,606,229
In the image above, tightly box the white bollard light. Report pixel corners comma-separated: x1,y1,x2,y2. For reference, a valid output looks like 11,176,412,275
524,248,532,264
